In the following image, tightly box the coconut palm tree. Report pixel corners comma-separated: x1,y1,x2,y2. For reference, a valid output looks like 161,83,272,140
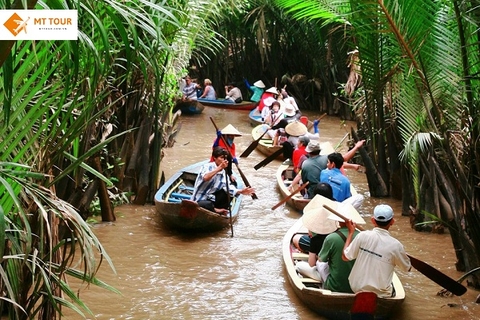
0,0,235,317
274,0,480,286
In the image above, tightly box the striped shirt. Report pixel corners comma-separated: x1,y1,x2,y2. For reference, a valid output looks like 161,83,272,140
191,162,237,202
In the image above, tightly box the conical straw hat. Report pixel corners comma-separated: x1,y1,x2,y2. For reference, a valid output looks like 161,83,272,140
302,195,339,234
221,124,242,136
327,202,366,225
285,121,307,137
253,80,265,88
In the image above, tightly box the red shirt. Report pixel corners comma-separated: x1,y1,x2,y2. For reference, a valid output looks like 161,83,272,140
292,145,308,172
210,137,236,161
257,92,275,112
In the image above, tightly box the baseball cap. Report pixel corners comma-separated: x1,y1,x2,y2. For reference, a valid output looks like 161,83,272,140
373,204,394,222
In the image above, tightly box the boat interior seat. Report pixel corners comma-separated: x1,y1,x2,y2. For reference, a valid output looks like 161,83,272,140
292,252,309,260
170,192,191,199
179,185,195,192
168,198,182,203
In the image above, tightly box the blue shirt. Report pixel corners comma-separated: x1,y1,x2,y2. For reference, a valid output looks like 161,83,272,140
320,167,351,201
191,162,237,202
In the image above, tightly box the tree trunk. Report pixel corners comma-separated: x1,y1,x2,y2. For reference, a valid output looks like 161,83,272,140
93,156,115,222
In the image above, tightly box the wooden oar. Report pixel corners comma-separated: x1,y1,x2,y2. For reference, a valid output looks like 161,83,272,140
323,204,468,296
209,117,258,200
271,181,309,210
253,113,328,169
224,170,234,237
240,113,279,158
254,148,284,170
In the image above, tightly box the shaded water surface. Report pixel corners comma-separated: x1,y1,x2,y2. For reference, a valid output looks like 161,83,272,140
66,107,479,319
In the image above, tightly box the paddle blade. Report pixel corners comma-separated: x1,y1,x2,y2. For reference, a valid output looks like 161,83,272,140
240,141,258,158
254,148,284,170
407,254,467,296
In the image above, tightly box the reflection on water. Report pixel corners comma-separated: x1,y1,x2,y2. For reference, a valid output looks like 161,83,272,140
66,107,479,320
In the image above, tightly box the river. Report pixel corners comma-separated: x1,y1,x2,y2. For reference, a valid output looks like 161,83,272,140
65,106,479,319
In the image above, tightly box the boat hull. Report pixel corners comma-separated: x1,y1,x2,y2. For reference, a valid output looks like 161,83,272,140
276,142,356,212
198,98,257,110
282,219,405,319
173,100,204,115
154,160,243,232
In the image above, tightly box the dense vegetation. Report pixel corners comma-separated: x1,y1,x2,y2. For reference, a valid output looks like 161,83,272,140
0,0,479,318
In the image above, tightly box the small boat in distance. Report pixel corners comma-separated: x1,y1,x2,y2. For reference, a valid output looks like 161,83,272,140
282,218,405,319
173,99,204,115
198,98,257,110
154,160,243,232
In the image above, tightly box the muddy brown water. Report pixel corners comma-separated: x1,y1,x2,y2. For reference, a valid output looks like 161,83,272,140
66,107,479,319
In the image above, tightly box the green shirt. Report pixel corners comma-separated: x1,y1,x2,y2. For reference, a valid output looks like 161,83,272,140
319,227,359,293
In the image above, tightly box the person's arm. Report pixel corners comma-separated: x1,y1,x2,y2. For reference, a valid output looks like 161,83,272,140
342,219,356,261
308,252,317,267
200,86,210,98
343,140,365,162
203,160,228,181
288,171,302,191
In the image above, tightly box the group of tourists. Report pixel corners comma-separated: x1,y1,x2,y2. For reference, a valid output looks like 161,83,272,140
180,75,411,303
180,75,248,103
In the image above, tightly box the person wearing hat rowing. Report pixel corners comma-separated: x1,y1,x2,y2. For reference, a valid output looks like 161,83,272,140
342,204,411,298
295,195,366,293
280,88,300,117
191,147,256,215
243,79,265,102
211,124,242,186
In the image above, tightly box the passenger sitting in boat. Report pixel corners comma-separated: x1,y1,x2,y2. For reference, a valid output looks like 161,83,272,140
191,147,255,215
280,88,300,117
321,152,352,202
211,124,242,186
275,121,308,164
264,101,284,127
295,195,366,293
244,79,265,102
181,75,199,101
258,87,278,117
224,82,243,103
199,78,217,99
292,136,310,174
343,204,411,298
260,96,277,122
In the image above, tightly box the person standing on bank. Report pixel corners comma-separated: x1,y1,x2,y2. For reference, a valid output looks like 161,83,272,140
192,147,255,215
211,124,242,186
342,204,411,298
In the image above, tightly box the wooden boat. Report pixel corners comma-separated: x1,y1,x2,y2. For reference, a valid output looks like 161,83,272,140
282,218,405,319
197,98,257,110
249,107,263,127
154,160,244,232
251,124,285,160
276,141,336,212
173,99,204,115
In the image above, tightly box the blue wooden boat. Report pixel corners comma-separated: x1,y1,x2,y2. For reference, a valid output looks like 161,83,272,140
154,160,243,232
249,107,263,127
197,98,257,110
173,100,204,115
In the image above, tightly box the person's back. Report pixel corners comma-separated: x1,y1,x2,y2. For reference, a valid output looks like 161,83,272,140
320,152,352,202
244,79,265,102
319,228,358,293
225,83,243,103
343,205,411,298
301,141,328,198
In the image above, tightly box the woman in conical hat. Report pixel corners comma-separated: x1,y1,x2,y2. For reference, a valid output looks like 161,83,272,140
243,78,265,103
210,124,243,186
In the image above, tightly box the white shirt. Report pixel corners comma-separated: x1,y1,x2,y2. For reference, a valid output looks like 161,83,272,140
344,227,411,298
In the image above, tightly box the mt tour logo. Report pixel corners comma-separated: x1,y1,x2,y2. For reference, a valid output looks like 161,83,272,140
3,12,29,36
0,10,77,40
